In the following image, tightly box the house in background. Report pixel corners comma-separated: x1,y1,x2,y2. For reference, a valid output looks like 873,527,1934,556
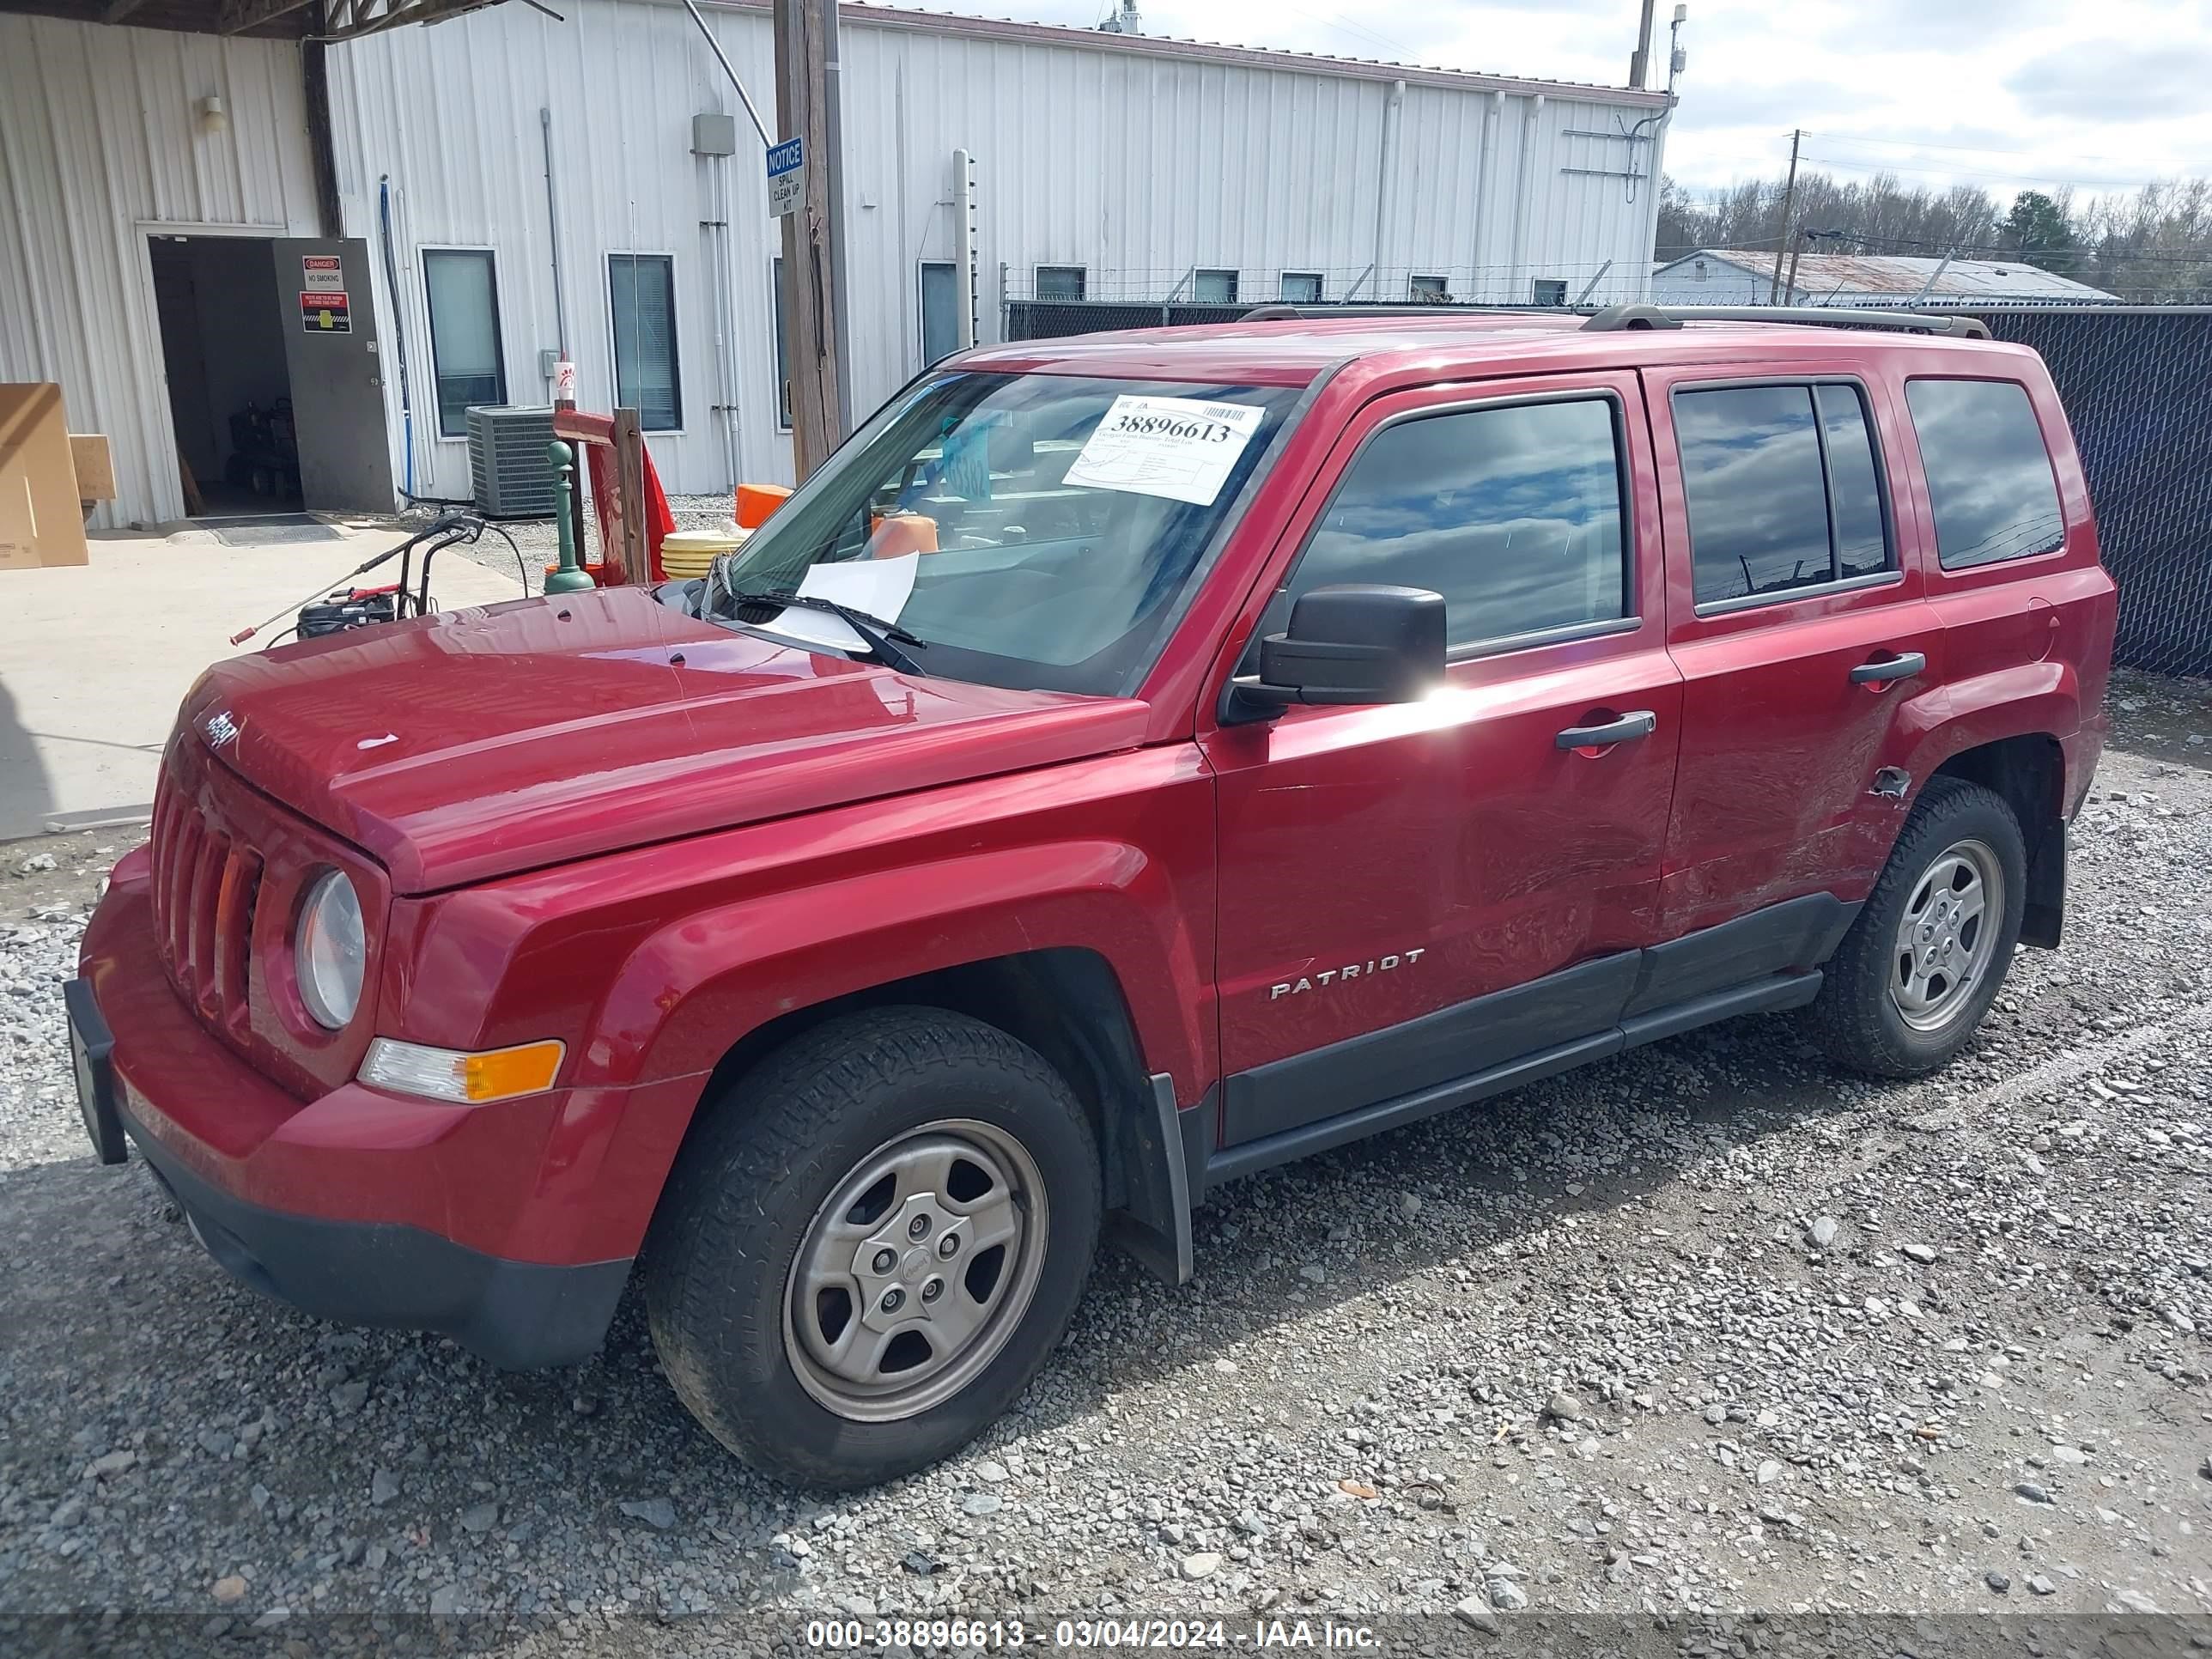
1650,249,2118,307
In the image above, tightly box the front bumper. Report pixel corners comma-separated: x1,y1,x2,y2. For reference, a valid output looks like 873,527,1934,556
69,849,696,1369
125,1109,631,1370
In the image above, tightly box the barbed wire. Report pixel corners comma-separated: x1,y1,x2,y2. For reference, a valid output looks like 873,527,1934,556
1000,271,2212,305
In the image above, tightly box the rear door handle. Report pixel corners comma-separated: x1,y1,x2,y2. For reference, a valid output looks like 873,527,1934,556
1850,650,1926,685
1555,710,1657,750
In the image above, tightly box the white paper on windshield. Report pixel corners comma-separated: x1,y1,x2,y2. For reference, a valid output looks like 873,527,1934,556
761,552,921,653
1061,395,1266,507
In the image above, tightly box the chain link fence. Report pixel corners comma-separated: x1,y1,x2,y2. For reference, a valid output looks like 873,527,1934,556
1948,307,2212,678
1004,299,2212,678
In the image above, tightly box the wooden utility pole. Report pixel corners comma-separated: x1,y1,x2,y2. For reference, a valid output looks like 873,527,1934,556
775,0,848,481
1784,228,1809,306
1768,129,1802,303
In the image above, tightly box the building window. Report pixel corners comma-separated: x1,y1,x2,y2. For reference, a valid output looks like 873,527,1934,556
422,249,504,438
1280,271,1323,303
1194,269,1238,303
920,261,960,365
1675,381,1893,605
1532,278,1569,306
1035,264,1086,301
1906,378,2066,569
1409,274,1449,301
772,256,792,430
1279,398,1628,652
608,254,680,430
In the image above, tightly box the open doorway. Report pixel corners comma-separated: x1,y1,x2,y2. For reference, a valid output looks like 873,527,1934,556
149,234,300,516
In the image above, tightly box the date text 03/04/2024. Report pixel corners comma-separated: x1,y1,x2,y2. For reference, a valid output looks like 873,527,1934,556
802,1618,1383,1649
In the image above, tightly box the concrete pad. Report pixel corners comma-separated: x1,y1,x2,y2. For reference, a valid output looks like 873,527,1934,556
0,522,526,842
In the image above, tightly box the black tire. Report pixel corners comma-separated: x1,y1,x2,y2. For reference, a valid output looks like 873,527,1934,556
1807,776,2027,1079
643,1006,1101,1489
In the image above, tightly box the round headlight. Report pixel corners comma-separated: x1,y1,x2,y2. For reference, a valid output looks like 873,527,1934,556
295,870,365,1030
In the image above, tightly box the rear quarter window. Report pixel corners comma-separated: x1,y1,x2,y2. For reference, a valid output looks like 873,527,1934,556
1905,378,2066,569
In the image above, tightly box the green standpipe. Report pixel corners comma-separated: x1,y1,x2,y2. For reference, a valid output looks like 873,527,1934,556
543,439,597,595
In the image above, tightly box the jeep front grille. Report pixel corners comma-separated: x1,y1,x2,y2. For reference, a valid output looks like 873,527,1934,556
149,773,263,1042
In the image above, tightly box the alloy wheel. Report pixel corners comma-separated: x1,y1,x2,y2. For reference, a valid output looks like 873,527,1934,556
781,1118,1046,1422
1889,836,2003,1033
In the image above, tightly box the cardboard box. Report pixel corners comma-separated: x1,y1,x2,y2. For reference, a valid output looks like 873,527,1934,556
0,384,91,570
70,433,116,505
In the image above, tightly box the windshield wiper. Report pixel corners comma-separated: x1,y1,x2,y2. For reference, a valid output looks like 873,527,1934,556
721,586,931,677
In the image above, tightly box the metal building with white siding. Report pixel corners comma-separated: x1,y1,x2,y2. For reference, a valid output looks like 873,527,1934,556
1650,248,2118,307
0,15,325,528
1,0,1673,524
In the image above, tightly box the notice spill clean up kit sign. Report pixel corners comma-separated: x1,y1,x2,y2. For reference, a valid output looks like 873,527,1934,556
301,290,351,333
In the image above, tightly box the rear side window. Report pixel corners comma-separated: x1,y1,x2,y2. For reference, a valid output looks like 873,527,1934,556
1280,397,1629,652
1905,379,2066,568
1674,382,1893,605
1819,386,1889,579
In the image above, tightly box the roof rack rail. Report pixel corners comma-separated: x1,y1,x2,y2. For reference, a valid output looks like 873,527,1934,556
1581,303,1991,340
1240,302,1528,322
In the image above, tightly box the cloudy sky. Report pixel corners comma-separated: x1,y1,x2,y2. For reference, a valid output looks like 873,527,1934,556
892,0,2212,202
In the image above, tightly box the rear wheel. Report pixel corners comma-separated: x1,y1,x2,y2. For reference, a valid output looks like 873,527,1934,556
1807,776,2027,1078
644,1007,1100,1489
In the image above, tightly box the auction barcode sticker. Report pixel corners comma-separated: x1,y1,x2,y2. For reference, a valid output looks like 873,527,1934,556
1062,395,1266,506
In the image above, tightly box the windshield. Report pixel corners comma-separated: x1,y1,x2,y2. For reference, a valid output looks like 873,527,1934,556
689,371,1301,696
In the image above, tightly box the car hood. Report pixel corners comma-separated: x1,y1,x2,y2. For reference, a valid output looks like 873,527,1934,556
181,586,1152,893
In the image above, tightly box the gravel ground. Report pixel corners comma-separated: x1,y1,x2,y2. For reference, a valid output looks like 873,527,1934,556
3,670,2210,1654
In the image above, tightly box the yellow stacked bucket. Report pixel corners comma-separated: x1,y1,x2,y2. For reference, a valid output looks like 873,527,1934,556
659,525,750,582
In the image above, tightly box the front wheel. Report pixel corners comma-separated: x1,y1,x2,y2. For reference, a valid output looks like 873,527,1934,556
644,1007,1101,1489
1806,776,2027,1079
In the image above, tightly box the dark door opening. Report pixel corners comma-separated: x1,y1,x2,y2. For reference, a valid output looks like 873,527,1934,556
149,234,301,517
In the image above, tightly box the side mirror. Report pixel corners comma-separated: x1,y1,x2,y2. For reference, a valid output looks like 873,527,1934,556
1225,584,1446,720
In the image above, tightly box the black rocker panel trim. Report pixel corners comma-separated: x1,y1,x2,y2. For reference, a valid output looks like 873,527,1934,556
1209,970,1826,1188
1218,894,1862,1154
1208,1030,1624,1188
1620,892,1854,1017
1219,952,1637,1147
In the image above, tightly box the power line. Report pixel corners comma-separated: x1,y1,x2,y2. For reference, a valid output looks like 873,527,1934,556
1800,130,2154,168
1276,1,1416,60
1798,150,2157,195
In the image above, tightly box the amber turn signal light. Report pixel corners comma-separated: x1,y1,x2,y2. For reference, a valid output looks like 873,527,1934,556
358,1037,566,1104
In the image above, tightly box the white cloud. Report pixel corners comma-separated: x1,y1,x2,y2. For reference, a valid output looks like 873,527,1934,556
884,0,2212,200
2008,39,2212,121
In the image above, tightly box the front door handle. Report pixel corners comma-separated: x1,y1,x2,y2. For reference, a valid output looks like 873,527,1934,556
1556,710,1657,750
1850,650,1926,685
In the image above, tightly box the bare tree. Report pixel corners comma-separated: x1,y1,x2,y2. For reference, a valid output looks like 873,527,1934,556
1658,171,2000,265
1659,170,2212,300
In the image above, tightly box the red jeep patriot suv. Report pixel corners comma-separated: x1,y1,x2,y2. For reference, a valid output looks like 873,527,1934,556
69,305,2114,1488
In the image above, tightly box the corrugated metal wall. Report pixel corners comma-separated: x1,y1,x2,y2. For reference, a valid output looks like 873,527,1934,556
333,0,1666,502
0,16,319,526
328,0,771,505
2,2,1665,518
